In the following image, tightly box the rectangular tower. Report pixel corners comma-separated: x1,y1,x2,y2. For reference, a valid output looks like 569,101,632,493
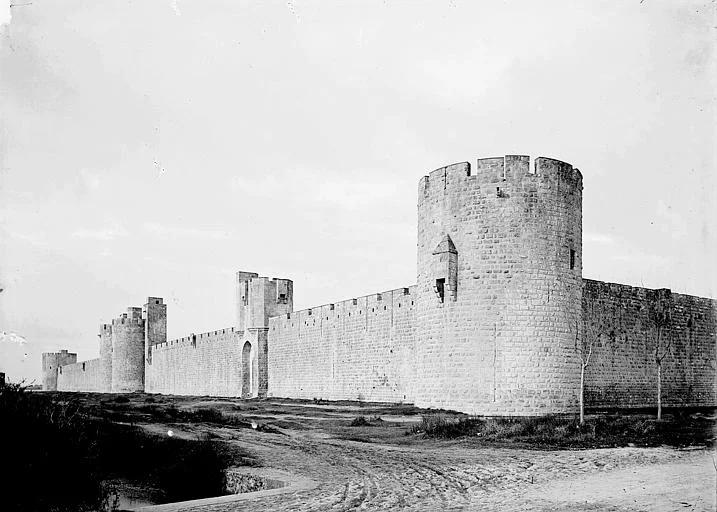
236,271,259,332
144,297,167,365
235,272,293,398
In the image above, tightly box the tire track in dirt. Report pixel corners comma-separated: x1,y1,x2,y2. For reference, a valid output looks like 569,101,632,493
179,424,713,512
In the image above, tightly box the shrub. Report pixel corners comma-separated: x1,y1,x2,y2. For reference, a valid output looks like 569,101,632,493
350,415,385,427
412,414,483,437
185,407,226,423
0,383,108,511
350,416,371,426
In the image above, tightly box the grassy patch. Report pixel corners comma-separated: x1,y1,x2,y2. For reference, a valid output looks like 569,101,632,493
409,412,715,448
100,400,284,435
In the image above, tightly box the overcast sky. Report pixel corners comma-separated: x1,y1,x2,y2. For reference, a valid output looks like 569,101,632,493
1,1,714,383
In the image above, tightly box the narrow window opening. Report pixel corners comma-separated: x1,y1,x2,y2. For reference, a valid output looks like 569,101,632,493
570,249,576,269
436,278,446,303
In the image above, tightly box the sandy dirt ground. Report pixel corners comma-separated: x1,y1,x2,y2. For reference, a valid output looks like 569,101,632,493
129,399,716,512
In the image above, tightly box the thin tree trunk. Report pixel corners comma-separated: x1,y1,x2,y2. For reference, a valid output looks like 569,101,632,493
580,364,585,425
657,362,662,420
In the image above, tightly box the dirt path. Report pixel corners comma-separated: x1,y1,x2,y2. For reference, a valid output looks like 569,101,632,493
481,451,716,511
167,424,715,512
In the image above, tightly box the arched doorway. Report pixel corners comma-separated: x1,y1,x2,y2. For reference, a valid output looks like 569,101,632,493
241,341,252,398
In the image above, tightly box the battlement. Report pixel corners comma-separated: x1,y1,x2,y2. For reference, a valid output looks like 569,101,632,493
111,316,144,326
270,285,417,330
419,155,582,197
41,350,78,387
154,326,236,350
236,271,293,330
42,349,76,360
127,307,143,319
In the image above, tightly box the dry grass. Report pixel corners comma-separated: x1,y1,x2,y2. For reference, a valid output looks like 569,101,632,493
409,412,715,448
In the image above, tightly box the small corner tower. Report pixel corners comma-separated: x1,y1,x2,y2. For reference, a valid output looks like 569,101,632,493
414,155,583,415
41,350,77,391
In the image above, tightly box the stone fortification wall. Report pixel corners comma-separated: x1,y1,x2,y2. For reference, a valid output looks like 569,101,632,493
147,327,243,396
57,358,101,392
414,156,583,415
267,286,417,402
583,279,717,408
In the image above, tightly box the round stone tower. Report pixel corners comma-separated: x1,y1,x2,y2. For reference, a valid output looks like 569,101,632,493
414,155,583,415
99,323,113,392
111,308,145,393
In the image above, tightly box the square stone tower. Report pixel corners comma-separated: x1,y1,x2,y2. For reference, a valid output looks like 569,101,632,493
235,272,293,398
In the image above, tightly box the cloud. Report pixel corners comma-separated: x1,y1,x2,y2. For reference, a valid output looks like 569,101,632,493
0,331,27,345
71,224,128,241
142,222,234,240
231,168,397,210
584,232,615,244
654,200,687,240
0,2,10,29
0,332,29,377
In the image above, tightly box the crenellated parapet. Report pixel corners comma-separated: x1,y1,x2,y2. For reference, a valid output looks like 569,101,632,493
153,327,236,350
236,272,293,331
419,155,583,195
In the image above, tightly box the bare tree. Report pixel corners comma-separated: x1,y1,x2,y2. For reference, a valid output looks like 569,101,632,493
652,309,672,420
577,298,618,425
574,318,594,425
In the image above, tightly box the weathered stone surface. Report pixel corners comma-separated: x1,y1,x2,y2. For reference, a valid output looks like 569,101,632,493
583,279,716,408
268,286,417,402
57,358,101,392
